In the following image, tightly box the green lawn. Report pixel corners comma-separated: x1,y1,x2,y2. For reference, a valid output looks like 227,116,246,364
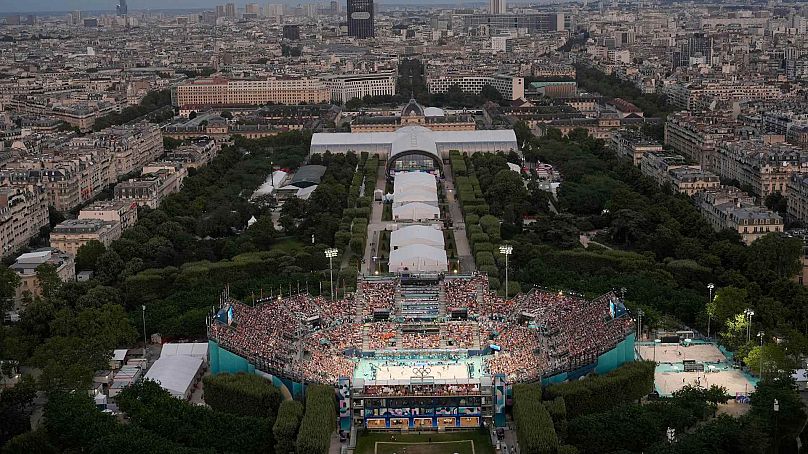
269,237,304,253
355,431,495,454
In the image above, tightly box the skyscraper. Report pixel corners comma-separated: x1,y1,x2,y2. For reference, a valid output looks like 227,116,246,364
116,0,128,16
489,0,505,14
347,0,374,39
225,3,236,18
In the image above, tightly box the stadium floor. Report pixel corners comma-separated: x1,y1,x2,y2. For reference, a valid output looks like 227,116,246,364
355,431,495,454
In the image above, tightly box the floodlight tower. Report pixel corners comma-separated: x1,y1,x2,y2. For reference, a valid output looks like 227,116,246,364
325,248,338,301
499,245,513,298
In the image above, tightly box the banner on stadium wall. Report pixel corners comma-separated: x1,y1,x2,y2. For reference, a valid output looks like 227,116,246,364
494,374,507,428
337,378,351,431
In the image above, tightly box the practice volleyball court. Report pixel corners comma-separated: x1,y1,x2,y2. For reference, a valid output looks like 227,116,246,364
374,440,475,454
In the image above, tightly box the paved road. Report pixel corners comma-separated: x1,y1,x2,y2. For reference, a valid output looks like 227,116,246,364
443,164,475,273
363,165,387,274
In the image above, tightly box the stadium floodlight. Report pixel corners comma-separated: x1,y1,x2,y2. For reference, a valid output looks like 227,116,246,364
745,308,755,342
499,245,513,299
707,283,715,338
325,248,338,301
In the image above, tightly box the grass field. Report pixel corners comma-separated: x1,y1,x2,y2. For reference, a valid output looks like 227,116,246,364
355,431,495,454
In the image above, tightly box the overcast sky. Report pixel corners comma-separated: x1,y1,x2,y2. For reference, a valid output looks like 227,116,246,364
0,1,257,13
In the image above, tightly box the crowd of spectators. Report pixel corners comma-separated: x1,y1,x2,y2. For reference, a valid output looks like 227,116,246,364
363,383,481,396
209,278,634,385
359,280,397,317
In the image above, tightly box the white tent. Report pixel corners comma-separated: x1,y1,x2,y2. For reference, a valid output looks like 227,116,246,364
388,244,448,273
392,202,440,222
393,172,438,208
143,355,203,400
391,225,445,250
160,342,209,359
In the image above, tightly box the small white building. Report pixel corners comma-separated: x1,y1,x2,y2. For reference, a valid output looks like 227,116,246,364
144,355,204,400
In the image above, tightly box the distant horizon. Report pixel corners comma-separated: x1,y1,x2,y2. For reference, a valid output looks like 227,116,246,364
0,0,571,14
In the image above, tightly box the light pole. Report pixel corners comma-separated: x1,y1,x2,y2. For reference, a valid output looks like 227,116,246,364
707,283,714,338
499,245,513,298
325,248,338,301
372,255,379,275
758,331,765,379
653,338,661,364
141,305,147,361
637,309,644,341
745,309,755,343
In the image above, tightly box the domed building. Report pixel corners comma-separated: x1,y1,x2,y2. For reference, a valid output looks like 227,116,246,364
350,99,476,133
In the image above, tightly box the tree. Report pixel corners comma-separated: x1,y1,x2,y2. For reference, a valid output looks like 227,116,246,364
75,240,106,271
188,111,197,120
764,192,788,216
202,373,280,419
0,266,20,315
709,286,748,330
720,313,750,352
274,400,304,454
35,264,61,300
94,250,125,285
31,336,110,391
750,373,806,450
220,111,233,120
480,84,503,102
744,343,795,377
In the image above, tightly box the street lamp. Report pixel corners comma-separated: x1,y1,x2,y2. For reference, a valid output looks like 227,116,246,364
372,255,379,275
141,305,147,361
637,309,644,341
325,248,338,301
653,338,661,364
707,283,715,338
758,331,765,379
745,309,755,343
499,245,513,298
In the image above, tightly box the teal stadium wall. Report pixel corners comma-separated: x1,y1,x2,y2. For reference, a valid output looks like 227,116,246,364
208,340,305,399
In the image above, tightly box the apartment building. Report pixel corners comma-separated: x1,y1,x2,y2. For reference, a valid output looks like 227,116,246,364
70,121,164,178
665,81,784,111
426,74,524,100
715,137,808,198
611,130,662,165
639,151,721,196
694,186,783,245
665,111,740,170
114,164,187,209
0,148,115,212
0,186,49,258
78,200,139,231
325,72,397,104
640,152,689,185
10,248,75,306
49,219,122,256
172,77,331,107
762,111,808,146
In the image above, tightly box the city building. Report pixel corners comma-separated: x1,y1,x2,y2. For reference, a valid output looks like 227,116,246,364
10,248,75,305
310,126,517,178
78,200,139,231
113,165,187,209
0,186,49,258
665,111,741,170
462,13,567,33
694,186,783,245
715,137,808,198
427,75,524,100
49,219,122,256
488,0,506,15
347,0,374,39
787,174,808,225
172,77,331,107
350,101,476,133
611,130,663,165
325,72,396,104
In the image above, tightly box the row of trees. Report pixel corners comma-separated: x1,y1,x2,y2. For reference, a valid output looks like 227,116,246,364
92,90,173,131
512,383,561,454
545,361,655,418
273,400,305,454
203,373,281,419
296,384,336,454
574,64,672,118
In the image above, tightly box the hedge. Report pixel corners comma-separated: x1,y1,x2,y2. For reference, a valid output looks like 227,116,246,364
544,396,567,442
202,373,281,419
475,251,496,267
296,384,336,454
273,400,304,454
513,383,559,454
546,361,655,418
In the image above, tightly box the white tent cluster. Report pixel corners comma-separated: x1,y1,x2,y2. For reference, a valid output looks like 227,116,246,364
392,172,439,222
389,172,447,273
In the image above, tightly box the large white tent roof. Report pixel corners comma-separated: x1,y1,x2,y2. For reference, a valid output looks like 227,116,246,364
392,202,440,221
160,342,209,359
391,225,445,249
144,355,203,399
388,244,448,273
393,172,438,206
